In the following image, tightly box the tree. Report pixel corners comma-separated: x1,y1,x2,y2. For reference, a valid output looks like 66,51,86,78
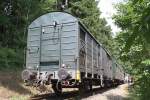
68,0,113,51
114,0,150,99
0,0,113,70
0,0,48,69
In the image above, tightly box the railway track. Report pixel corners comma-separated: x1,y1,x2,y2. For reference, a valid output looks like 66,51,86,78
31,86,114,100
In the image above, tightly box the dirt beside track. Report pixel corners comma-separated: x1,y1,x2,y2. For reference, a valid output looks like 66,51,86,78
0,71,129,100
82,84,129,100
31,84,129,100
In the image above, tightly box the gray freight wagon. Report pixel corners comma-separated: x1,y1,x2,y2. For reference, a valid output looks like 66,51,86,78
22,11,124,94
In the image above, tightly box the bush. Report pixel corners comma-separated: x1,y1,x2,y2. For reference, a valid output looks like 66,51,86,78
0,48,24,70
130,59,150,100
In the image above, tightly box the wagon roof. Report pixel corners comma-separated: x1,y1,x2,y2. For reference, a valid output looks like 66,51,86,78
28,11,78,28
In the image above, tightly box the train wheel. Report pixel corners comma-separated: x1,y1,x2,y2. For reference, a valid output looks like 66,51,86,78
100,80,105,88
79,80,92,92
79,82,84,93
52,82,62,95
84,81,91,91
88,80,92,91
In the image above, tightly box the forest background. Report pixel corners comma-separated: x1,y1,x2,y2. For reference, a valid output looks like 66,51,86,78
0,0,150,99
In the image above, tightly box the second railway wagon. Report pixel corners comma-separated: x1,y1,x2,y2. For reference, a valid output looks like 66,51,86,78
22,11,124,94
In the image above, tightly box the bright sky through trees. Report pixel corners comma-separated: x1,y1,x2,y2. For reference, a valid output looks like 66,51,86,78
98,0,123,36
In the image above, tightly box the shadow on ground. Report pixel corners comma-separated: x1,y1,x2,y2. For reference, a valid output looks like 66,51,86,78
0,71,31,95
31,87,115,100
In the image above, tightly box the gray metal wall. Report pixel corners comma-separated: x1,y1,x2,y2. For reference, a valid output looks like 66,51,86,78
78,24,113,79
26,11,116,80
26,12,79,79
115,65,124,80
26,27,41,69
97,46,113,79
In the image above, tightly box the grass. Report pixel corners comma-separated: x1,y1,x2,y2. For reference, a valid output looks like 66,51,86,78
0,69,137,100
123,84,140,100
0,68,56,100
9,95,30,100
0,69,35,100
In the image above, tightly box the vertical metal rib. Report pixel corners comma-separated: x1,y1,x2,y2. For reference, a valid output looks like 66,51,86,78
39,25,43,71
85,33,87,77
59,24,62,68
97,45,99,77
92,39,94,78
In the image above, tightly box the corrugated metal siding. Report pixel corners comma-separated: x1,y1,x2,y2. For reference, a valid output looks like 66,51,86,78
79,29,106,77
41,26,59,61
99,46,103,76
93,40,98,74
61,22,78,69
41,23,78,71
102,48,106,77
112,59,116,79
26,12,78,74
101,48,113,79
114,65,124,80
26,27,41,69
108,59,113,79
86,34,92,73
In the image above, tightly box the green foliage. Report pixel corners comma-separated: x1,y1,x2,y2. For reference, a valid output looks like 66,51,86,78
69,0,113,50
114,0,150,99
0,0,57,70
0,48,24,70
0,0,113,70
